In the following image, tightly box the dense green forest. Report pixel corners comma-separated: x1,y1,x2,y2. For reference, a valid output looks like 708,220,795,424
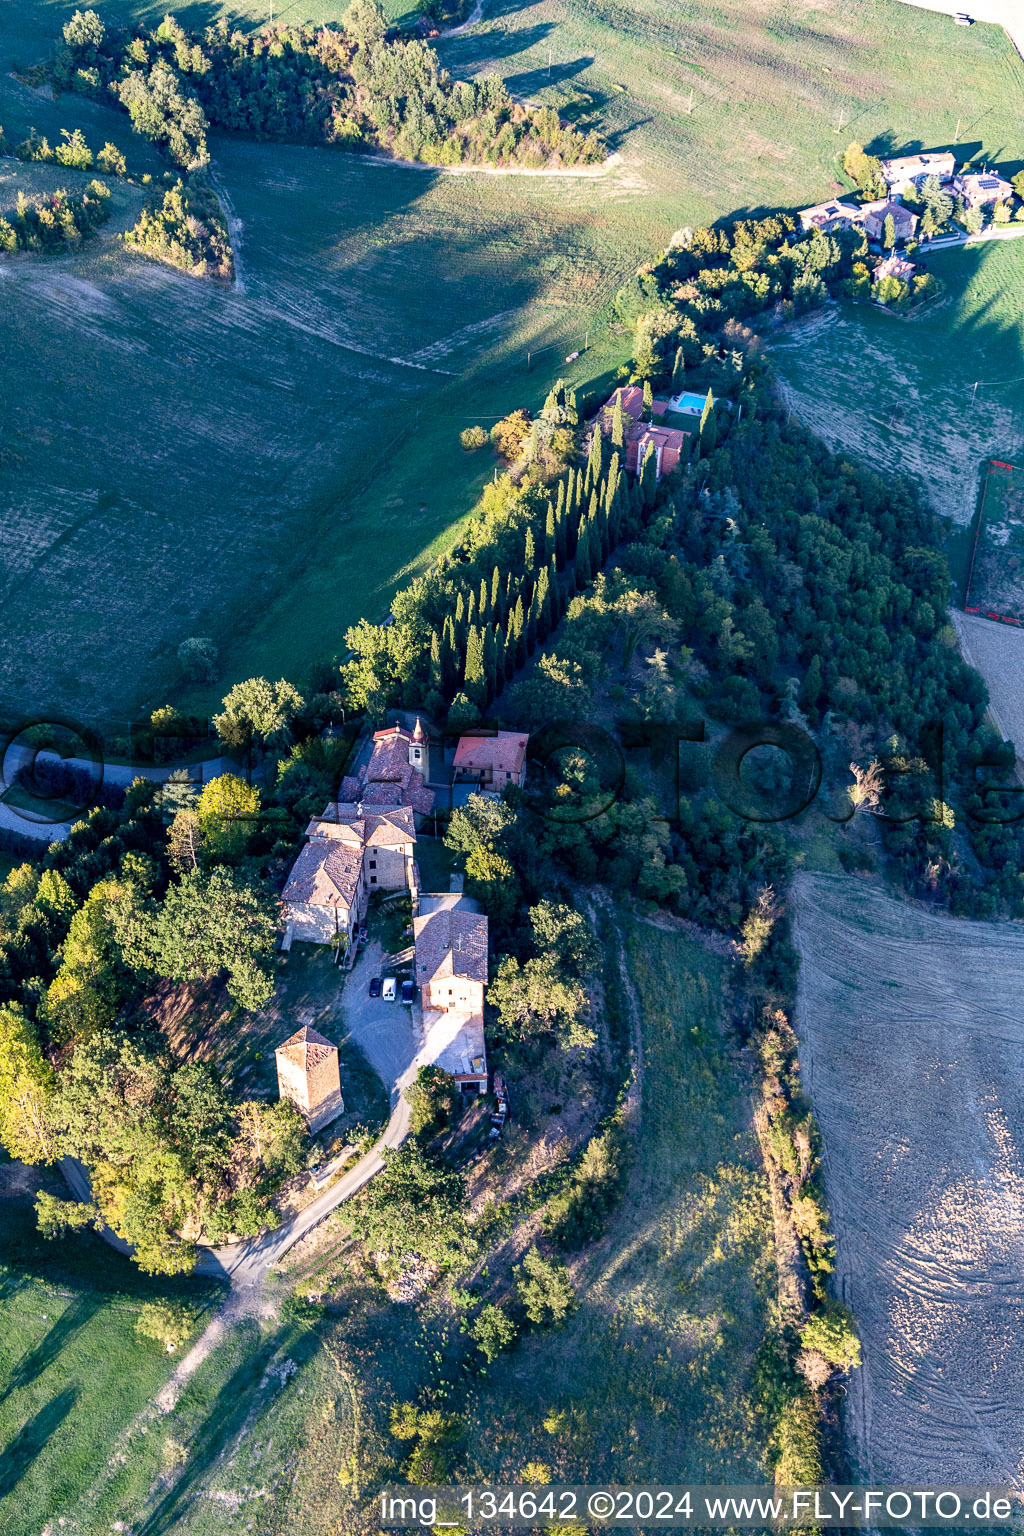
50,2,603,169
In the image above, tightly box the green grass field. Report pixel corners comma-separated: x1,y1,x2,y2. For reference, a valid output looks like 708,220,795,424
2,0,1022,731
965,457,1024,619
0,1157,223,1536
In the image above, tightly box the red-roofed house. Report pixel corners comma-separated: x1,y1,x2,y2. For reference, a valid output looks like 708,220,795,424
453,730,530,792
600,388,692,481
338,718,434,817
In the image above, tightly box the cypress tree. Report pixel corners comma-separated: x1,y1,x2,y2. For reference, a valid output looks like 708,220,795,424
442,614,457,694
454,590,466,644
544,501,555,566
575,524,592,586
493,625,506,691
511,595,526,669
611,394,626,452
555,499,568,569
640,442,658,506
524,524,536,574
642,378,654,419
587,488,599,526
671,346,685,395
478,576,490,626
699,388,717,457
588,420,604,483
535,563,551,639
566,387,579,427
554,477,565,522
466,588,477,627
529,587,544,653
482,623,496,699
490,564,502,620
464,625,485,704
430,630,443,691
502,619,516,680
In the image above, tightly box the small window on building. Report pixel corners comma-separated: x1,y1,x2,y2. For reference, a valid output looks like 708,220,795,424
369,860,376,869
370,875,377,884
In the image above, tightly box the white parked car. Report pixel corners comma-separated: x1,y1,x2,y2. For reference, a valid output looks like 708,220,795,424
381,977,397,1002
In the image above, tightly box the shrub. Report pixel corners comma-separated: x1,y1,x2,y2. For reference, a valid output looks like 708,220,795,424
177,635,218,681
460,425,489,451
471,1301,518,1362
405,1063,460,1139
542,1125,623,1248
515,1246,575,1326
800,1299,861,1370
135,1299,199,1352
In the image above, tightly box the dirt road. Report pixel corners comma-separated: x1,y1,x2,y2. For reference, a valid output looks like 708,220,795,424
792,873,1024,1485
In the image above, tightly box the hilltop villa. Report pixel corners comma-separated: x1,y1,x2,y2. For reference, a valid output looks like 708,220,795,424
953,170,1014,209
600,386,693,479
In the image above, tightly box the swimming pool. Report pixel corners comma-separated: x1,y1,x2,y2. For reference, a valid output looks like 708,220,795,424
667,391,711,413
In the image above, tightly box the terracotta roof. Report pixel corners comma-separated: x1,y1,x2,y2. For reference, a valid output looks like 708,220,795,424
453,731,529,778
282,839,362,908
275,1023,337,1070
413,905,489,986
305,802,416,848
345,730,435,816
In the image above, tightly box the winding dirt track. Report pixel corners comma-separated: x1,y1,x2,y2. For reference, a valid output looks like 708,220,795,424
792,873,1024,1485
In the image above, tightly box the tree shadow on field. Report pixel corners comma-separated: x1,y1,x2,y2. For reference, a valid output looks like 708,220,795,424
504,56,594,98
0,1387,78,1502
135,1320,325,1536
0,1293,100,1405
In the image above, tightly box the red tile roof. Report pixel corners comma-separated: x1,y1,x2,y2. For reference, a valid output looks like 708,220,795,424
453,731,529,778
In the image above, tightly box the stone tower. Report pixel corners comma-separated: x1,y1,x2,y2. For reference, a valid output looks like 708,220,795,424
408,716,428,779
274,1024,344,1134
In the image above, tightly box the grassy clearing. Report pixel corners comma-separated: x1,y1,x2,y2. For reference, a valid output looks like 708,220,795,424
769,239,1024,529
0,1156,222,1536
452,922,774,1485
2,0,1021,729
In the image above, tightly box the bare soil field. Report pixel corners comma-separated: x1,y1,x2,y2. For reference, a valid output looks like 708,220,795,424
792,872,1024,1484
953,608,1024,758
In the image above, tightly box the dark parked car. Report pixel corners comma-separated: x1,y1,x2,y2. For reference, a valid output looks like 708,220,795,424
368,976,382,997
400,979,416,1005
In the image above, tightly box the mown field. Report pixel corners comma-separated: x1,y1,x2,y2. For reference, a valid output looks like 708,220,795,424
2,0,1022,731
791,872,1024,1485
770,239,1024,532
0,1157,223,1536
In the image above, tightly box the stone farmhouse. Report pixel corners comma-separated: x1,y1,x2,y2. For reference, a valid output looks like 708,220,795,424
413,890,489,1094
453,729,530,793
862,198,919,243
600,385,691,479
797,196,917,243
282,801,418,945
873,252,916,286
953,170,1014,209
879,150,955,195
275,1023,345,1132
797,199,864,234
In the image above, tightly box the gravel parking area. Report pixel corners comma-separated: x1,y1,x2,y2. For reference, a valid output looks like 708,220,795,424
338,940,418,1106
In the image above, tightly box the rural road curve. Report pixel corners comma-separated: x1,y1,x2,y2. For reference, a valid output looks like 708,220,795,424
60,1094,412,1286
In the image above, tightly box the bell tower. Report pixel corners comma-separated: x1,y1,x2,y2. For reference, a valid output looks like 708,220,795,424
408,717,428,778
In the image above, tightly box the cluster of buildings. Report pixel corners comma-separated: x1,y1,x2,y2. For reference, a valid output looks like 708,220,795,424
275,720,531,1130
798,150,1014,245
798,149,1015,301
